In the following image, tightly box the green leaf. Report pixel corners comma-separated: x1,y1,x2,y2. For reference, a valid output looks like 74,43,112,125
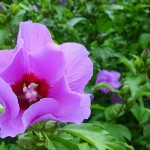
17,134,37,149
11,3,20,14
104,104,124,121
0,26,9,46
94,47,114,59
45,133,79,150
67,17,86,27
120,57,136,74
131,104,150,123
143,124,150,141
92,82,119,93
93,47,115,68
96,15,114,34
124,75,150,99
104,4,124,20
91,104,105,110
59,123,134,150
8,144,22,150
53,5,65,21
19,3,30,11
135,82,150,98
45,137,57,150
11,10,26,26
0,142,7,150
109,4,124,10
0,14,7,23
139,33,150,49
86,2,93,14
103,123,131,142
78,143,95,150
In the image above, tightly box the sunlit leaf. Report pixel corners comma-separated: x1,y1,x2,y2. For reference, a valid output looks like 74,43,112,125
59,123,134,150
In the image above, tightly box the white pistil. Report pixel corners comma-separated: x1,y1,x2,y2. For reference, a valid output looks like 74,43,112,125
23,87,27,92
23,83,38,102
25,92,32,99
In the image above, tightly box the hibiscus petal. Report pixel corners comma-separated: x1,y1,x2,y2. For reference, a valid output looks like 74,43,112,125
0,50,15,71
58,93,91,124
17,21,53,52
23,98,59,127
0,48,29,84
96,70,121,93
0,77,19,118
111,71,121,81
31,114,58,124
49,77,80,117
0,78,24,138
60,43,93,93
29,43,66,83
49,76,90,124
0,111,24,138
0,38,23,72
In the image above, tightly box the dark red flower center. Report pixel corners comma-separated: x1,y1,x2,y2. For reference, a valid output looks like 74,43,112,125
11,72,50,110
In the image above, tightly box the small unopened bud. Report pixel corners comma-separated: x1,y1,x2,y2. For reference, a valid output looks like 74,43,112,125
126,98,135,108
32,5,38,13
134,57,144,71
146,59,150,66
17,134,36,149
110,109,117,118
141,49,149,61
122,85,130,94
44,121,56,133
0,3,3,9
0,14,6,24
11,3,20,14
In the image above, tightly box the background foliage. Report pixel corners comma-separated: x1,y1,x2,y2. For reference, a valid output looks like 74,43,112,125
1,0,150,149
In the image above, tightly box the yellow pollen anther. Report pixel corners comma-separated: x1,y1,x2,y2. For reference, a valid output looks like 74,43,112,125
34,84,38,88
23,83,27,87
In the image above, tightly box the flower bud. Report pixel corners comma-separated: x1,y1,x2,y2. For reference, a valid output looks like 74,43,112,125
0,3,3,10
126,98,135,108
122,85,130,94
140,75,148,85
0,14,6,24
146,59,150,66
17,134,36,150
11,3,20,14
134,57,144,71
141,49,149,61
110,109,117,118
44,121,56,133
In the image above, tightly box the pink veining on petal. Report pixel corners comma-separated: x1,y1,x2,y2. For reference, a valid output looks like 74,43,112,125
0,50,15,71
60,43,93,93
17,21,53,52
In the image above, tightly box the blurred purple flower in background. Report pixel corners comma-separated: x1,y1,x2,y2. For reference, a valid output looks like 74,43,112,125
111,94,122,104
89,94,94,100
33,5,38,13
96,70,121,93
59,0,67,4
0,3,3,9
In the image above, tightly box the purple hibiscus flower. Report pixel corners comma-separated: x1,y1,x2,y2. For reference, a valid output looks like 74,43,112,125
96,70,121,93
33,5,38,13
0,21,93,138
